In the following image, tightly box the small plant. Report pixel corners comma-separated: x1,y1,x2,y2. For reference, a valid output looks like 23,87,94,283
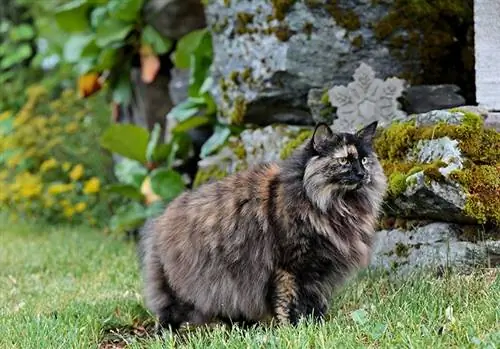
100,123,191,233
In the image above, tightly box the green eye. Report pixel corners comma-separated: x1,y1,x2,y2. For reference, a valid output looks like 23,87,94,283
361,157,368,165
338,157,348,165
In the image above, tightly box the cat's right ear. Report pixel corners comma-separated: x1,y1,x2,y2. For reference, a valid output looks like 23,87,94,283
312,123,334,153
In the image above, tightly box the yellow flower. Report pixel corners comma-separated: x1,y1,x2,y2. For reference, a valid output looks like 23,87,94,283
0,110,11,121
69,164,84,181
47,183,74,195
40,158,58,172
83,177,100,194
15,172,43,198
62,162,72,172
65,122,79,134
63,206,75,218
74,202,87,213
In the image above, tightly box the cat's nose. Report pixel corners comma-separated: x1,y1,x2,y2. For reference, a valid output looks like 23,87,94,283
354,172,366,181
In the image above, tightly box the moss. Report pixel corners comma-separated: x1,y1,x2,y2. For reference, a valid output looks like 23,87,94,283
279,130,314,160
241,67,252,82
232,143,247,160
450,165,500,225
235,12,255,35
271,0,296,21
223,0,231,7
394,242,410,258
230,96,247,125
303,22,313,38
212,17,229,33
326,2,361,31
305,0,322,9
351,34,364,48
372,0,474,101
274,25,292,41
193,166,228,188
229,71,239,85
388,172,407,196
219,78,228,92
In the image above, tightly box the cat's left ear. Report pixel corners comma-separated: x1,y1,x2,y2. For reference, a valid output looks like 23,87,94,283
312,123,335,152
356,121,378,144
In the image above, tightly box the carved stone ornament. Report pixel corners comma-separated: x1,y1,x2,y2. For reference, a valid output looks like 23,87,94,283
328,62,406,132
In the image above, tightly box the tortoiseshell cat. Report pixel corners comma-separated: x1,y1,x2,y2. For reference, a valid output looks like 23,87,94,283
139,121,387,330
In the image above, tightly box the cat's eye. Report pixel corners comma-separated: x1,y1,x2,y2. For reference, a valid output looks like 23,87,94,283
338,157,348,165
361,157,368,165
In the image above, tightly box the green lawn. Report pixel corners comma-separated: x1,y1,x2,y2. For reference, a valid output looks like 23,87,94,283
0,215,498,349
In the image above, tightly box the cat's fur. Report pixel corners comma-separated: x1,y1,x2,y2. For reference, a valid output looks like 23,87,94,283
139,121,388,330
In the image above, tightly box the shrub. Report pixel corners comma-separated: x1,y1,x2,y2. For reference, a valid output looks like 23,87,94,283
0,83,116,226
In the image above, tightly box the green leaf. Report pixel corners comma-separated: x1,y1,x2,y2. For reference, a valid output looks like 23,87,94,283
114,158,148,187
95,19,133,47
9,24,35,42
188,53,212,98
55,0,90,33
109,202,149,233
200,125,231,158
0,44,32,69
199,76,214,95
172,28,211,69
74,57,96,75
167,97,206,122
100,124,149,163
145,200,166,217
351,309,368,326
112,73,132,104
150,168,185,202
173,116,211,133
0,22,10,34
367,323,387,340
97,47,118,70
107,0,144,22
142,25,173,55
63,35,95,63
146,123,162,164
105,183,145,201
90,6,108,29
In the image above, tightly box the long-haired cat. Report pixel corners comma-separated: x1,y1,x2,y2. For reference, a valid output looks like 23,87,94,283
139,121,387,330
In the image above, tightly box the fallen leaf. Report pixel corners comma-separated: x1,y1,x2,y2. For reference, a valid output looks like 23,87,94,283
78,72,102,98
139,44,160,84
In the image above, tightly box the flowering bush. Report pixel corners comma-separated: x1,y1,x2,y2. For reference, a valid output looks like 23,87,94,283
0,84,116,225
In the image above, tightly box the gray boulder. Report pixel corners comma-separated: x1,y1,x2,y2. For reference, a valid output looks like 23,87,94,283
371,222,497,275
400,85,466,114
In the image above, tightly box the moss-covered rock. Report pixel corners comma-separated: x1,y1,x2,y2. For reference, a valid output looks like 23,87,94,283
375,109,500,226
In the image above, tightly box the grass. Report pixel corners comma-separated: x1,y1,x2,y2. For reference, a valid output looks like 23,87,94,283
0,215,498,349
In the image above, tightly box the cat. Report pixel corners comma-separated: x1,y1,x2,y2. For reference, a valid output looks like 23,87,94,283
138,121,388,331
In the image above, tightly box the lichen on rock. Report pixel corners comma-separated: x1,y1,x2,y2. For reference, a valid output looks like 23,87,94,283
205,0,407,126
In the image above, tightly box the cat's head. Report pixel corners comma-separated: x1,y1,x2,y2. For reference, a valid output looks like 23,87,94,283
302,121,386,209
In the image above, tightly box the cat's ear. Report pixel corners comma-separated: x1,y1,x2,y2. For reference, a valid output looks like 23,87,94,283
312,123,335,152
356,121,378,144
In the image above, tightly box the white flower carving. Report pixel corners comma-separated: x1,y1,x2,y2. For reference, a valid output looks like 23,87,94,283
327,63,406,132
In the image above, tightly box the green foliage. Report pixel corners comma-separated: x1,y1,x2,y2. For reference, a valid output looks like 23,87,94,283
100,122,190,233
0,19,35,82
